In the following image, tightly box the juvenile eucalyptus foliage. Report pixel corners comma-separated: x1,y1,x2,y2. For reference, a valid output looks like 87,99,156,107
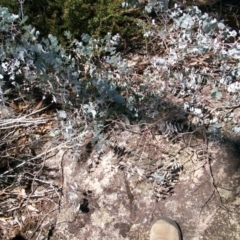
144,0,169,13
0,5,239,139
0,7,129,108
140,5,240,135
0,6,135,145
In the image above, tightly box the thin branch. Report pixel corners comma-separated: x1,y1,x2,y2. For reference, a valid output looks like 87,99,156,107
18,0,25,20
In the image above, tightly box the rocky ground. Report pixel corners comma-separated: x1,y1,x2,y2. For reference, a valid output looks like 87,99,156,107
6,123,238,240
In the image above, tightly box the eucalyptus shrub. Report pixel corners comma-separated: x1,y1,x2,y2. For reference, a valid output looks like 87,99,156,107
0,5,134,134
1,4,239,139
0,8,116,96
140,5,240,134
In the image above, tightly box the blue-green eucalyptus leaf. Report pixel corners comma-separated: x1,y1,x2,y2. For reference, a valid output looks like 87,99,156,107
112,94,124,104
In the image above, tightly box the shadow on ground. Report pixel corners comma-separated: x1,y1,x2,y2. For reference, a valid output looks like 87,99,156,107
40,128,240,240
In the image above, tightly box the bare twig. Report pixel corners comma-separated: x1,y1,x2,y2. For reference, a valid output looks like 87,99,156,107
18,0,25,20
200,127,233,214
0,132,89,177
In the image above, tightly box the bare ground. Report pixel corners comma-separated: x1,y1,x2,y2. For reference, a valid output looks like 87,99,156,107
29,128,240,240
